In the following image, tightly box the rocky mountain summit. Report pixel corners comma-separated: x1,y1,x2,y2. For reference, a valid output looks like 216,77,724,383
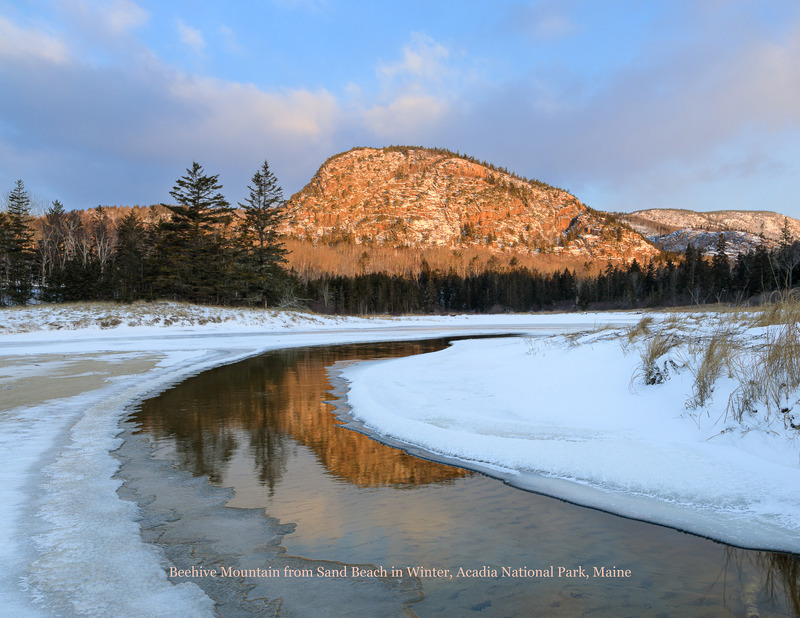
617,209,800,256
282,146,660,264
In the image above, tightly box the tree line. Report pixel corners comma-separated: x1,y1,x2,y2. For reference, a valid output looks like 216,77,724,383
1,161,289,307
2,165,799,312
295,233,799,315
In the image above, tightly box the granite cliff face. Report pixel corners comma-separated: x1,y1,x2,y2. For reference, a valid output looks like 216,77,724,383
282,147,660,264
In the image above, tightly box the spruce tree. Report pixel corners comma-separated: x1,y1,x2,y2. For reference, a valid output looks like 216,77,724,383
0,208,8,304
1,180,35,305
711,233,731,298
158,162,233,302
236,160,289,306
115,210,148,301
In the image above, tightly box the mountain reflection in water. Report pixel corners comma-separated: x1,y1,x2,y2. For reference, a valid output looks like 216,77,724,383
134,340,468,491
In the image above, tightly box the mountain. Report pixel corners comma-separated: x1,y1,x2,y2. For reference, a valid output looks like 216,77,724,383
616,209,800,256
282,146,660,266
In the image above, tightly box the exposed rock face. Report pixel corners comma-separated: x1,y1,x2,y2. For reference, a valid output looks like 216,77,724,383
618,209,800,256
283,146,660,263
627,209,800,241
654,229,772,257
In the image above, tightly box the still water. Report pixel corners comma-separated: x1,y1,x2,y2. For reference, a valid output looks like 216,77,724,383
128,338,799,616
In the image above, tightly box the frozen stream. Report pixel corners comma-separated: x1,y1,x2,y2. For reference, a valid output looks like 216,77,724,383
123,339,800,616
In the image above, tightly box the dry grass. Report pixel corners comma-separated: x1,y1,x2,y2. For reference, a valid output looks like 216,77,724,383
686,327,736,408
1,300,277,333
625,315,654,344
637,333,682,385
727,319,800,429
627,296,800,433
749,291,800,328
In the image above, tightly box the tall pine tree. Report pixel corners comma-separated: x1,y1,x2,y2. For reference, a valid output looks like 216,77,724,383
1,180,35,305
115,210,149,301
711,233,731,299
156,162,233,302
236,160,289,306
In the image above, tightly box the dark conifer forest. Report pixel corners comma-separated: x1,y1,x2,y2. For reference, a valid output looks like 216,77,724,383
2,168,798,313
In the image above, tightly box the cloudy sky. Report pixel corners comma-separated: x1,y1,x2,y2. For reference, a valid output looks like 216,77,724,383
1,0,799,218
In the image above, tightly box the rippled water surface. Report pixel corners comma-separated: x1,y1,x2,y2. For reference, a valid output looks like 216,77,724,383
129,339,800,616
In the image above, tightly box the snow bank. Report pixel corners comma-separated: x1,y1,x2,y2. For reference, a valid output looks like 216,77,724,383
342,332,800,553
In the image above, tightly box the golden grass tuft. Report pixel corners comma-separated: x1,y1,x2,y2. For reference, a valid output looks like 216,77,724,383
727,318,800,428
625,315,654,344
686,327,736,408
749,291,800,328
633,296,800,432
637,333,682,385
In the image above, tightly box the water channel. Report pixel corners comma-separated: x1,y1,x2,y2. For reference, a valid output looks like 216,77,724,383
119,338,800,616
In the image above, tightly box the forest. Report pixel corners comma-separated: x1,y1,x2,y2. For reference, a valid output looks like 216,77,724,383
2,165,799,314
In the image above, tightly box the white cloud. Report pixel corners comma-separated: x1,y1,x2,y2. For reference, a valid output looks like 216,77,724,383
104,0,149,33
3,1,798,216
508,1,578,40
739,24,800,127
219,25,244,56
363,94,448,139
0,15,70,64
55,0,149,42
0,7,341,205
166,76,339,145
378,33,451,86
359,33,456,141
177,19,205,54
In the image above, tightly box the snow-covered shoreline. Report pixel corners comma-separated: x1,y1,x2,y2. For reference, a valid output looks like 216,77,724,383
1,302,623,615
340,331,800,554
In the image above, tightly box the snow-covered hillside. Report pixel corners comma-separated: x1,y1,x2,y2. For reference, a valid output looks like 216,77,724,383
649,228,773,256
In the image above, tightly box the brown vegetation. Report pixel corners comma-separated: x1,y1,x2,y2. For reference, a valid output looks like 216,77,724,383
626,298,800,433
283,238,608,280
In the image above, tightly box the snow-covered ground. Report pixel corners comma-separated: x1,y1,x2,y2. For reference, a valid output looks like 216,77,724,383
342,321,800,554
0,302,630,616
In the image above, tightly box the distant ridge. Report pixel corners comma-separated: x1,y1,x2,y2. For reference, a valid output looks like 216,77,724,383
624,209,800,240
617,209,800,256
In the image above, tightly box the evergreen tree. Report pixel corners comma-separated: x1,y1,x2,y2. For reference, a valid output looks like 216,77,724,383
753,243,776,294
1,180,36,305
0,208,8,303
157,162,233,302
780,217,793,248
711,233,731,298
236,160,289,306
115,210,149,301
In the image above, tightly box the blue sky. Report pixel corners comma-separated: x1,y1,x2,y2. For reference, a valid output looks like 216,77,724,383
1,0,799,219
